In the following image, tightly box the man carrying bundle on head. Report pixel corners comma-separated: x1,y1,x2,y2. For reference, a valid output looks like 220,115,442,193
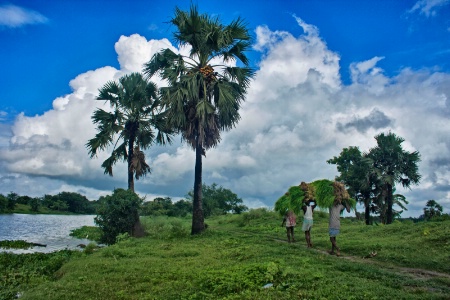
310,179,355,256
328,198,350,256
302,199,317,248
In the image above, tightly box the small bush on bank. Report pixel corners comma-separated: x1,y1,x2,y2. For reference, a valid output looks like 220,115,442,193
94,189,143,245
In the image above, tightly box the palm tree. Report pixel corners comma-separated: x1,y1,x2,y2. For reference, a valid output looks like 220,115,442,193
86,72,172,192
143,5,254,234
366,132,421,224
371,188,408,224
423,200,443,220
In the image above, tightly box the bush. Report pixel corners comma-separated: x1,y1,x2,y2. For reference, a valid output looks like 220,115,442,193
94,189,143,245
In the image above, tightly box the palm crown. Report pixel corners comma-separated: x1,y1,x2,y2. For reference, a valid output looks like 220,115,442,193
143,5,254,151
86,72,172,191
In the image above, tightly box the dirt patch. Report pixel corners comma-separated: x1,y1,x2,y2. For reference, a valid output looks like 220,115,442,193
398,267,450,279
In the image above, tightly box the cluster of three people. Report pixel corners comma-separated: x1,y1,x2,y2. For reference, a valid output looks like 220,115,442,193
282,200,350,256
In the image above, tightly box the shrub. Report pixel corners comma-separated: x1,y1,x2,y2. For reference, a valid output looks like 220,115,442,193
94,189,143,245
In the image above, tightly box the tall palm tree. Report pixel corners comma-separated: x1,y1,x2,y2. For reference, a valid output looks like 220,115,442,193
143,5,254,234
86,72,172,192
366,132,421,224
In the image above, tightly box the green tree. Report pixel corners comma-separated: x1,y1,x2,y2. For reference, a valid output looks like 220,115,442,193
42,194,58,209
143,5,254,234
423,200,443,220
16,195,32,205
327,146,378,225
367,132,421,224
0,194,7,213
29,197,40,212
187,183,248,217
86,72,172,192
172,199,193,217
141,197,173,216
50,200,69,212
6,192,18,210
94,189,143,245
57,192,94,214
141,197,193,217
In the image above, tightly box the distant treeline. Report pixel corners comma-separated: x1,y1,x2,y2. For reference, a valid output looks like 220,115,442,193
0,183,248,217
0,191,98,214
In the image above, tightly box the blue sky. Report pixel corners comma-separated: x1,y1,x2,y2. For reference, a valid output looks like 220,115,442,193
2,0,449,116
1,0,449,217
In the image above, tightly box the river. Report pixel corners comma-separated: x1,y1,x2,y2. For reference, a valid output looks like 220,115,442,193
0,214,96,254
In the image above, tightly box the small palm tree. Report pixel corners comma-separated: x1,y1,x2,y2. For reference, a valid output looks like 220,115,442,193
423,200,443,220
143,5,254,234
86,72,172,192
367,132,421,224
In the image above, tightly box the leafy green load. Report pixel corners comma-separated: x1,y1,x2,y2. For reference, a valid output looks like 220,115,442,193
274,186,305,216
310,179,356,209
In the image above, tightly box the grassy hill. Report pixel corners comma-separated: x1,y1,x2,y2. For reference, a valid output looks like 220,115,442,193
5,209,450,299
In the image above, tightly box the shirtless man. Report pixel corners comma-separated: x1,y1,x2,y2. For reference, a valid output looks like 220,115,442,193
328,200,350,256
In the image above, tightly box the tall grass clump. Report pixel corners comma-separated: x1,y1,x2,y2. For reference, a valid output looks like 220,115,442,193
140,216,190,239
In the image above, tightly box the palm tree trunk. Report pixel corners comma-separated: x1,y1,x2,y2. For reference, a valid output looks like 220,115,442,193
386,183,393,224
127,137,135,193
191,138,205,235
364,198,371,225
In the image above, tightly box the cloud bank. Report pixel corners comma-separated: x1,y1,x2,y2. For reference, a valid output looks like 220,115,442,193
1,17,449,217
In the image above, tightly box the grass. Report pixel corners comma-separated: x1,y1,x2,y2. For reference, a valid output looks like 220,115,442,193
4,209,450,299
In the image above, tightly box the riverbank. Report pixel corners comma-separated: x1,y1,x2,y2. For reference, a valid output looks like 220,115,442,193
3,210,450,299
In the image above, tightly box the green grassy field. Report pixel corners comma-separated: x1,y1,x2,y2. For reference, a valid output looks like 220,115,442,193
3,209,450,300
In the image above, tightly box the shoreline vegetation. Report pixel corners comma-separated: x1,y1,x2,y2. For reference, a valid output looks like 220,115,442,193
1,209,449,299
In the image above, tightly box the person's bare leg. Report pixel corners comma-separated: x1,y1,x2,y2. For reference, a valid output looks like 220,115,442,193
329,237,337,254
305,231,311,247
307,231,312,247
330,237,340,256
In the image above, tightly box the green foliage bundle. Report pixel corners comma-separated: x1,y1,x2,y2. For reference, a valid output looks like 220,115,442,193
94,189,143,245
310,179,335,208
310,179,356,209
274,186,305,216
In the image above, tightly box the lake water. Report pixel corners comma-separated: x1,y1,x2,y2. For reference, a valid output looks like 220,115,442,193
0,214,96,254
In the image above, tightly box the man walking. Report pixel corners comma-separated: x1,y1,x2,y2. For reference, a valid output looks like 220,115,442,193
329,200,350,256
302,199,317,248
281,210,297,243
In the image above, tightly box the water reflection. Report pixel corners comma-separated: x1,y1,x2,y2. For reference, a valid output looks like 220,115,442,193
0,214,96,253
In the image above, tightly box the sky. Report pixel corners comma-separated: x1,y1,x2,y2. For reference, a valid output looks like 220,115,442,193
1,0,450,218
